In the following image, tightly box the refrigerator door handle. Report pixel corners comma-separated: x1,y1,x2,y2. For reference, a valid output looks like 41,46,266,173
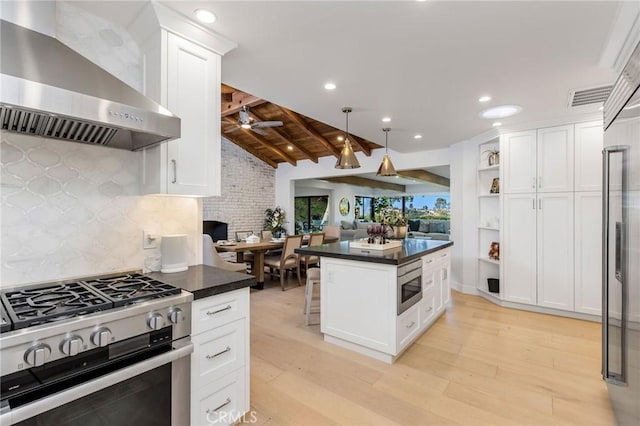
602,145,629,386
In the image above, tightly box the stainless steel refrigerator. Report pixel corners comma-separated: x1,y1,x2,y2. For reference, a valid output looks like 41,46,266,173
602,41,640,426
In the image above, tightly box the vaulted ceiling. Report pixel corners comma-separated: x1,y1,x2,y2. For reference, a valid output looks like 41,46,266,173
220,84,381,168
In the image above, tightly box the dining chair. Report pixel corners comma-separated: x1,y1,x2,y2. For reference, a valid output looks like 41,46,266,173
302,232,324,272
202,235,247,273
322,225,340,240
263,234,304,291
235,230,253,242
304,267,321,326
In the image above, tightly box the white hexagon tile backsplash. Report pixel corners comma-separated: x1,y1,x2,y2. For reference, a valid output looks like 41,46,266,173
1,132,199,287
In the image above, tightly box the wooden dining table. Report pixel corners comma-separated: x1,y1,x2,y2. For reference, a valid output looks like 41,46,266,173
213,235,338,289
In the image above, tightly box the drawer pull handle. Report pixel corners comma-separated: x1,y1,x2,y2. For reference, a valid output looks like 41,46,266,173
207,397,231,414
406,321,416,329
425,307,433,313
206,346,231,359
207,305,232,316
425,259,433,263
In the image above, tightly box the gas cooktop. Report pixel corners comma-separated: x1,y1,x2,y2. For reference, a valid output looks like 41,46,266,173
0,273,184,333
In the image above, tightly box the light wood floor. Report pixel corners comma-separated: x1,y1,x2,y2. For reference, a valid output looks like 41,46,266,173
245,277,614,425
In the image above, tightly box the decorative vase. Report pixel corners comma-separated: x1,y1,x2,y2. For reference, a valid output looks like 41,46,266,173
394,225,408,239
488,152,499,166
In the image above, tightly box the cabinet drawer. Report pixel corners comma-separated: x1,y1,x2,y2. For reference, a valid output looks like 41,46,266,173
396,304,421,352
192,288,248,335
194,369,247,426
420,290,436,327
193,319,246,387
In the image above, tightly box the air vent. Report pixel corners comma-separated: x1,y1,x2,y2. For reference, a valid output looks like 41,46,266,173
568,85,613,107
0,105,117,145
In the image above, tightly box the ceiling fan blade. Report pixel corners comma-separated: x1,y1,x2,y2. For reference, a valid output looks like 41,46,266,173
251,127,268,136
224,127,242,134
253,121,284,128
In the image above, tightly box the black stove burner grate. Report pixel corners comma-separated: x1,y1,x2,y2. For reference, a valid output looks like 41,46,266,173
83,273,181,307
0,300,12,333
0,283,112,330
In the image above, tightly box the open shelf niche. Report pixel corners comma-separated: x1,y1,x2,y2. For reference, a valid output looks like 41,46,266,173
477,137,501,298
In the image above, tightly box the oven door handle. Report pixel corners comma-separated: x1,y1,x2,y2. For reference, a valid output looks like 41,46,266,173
3,342,193,425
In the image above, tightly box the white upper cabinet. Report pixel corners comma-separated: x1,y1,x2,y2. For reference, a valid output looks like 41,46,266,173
537,125,574,193
130,3,236,197
502,130,537,194
574,121,604,192
502,125,574,194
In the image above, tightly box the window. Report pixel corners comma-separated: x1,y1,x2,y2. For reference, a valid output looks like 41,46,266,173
294,196,329,233
355,194,450,221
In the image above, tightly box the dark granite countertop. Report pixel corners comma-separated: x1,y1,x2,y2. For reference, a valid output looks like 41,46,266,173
148,264,255,300
296,239,453,265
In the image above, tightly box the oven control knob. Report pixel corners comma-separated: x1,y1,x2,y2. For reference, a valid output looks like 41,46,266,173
91,327,112,347
168,308,184,324
24,343,51,367
60,335,84,356
147,312,165,330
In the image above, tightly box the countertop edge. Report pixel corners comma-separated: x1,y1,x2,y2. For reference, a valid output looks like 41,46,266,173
148,265,256,300
296,240,453,265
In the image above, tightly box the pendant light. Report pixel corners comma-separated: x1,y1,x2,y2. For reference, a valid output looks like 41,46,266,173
335,107,361,169
376,127,397,176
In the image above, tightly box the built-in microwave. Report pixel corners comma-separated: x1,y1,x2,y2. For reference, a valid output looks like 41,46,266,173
397,259,423,315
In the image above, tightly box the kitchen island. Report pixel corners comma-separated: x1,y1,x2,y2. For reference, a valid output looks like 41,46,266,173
296,239,453,363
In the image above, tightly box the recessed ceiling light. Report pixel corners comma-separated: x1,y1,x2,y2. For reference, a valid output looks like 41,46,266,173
479,95,491,103
195,9,216,23
480,105,522,119
287,145,293,150
414,134,422,139
492,122,502,127
324,82,336,90
337,136,344,141
382,117,391,123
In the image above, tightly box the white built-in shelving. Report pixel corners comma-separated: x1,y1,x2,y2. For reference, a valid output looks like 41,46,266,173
477,137,502,299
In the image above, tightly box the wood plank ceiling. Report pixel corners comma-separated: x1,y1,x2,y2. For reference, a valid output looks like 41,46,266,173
221,84,382,168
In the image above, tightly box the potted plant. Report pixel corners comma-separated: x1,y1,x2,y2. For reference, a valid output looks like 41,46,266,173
264,206,287,237
376,208,409,239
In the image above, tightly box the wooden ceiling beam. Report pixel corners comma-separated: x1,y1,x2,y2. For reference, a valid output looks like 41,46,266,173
222,133,278,168
322,176,405,192
222,117,297,166
248,110,319,163
276,106,342,158
396,169,450,187
221,91,268,117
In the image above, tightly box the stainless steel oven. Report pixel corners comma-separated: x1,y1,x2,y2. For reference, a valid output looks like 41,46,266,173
397,259,423,315
0,272,192,426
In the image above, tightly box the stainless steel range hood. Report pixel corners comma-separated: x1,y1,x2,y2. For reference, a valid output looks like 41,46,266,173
0,20,180,151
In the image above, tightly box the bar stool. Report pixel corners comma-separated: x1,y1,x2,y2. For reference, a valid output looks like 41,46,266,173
304,267,321,326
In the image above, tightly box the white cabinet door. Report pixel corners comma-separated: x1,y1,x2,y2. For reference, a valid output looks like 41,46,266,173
536,193,574,310
574,191,602,315
166,33,220,196
537,125,574,193
502,131,537,194
140,31,221,196
574,121,603,192
503,194,537,304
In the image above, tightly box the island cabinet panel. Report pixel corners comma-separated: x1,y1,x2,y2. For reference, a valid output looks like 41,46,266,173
318,245,452,364
321,259,397,354
191,288,249,425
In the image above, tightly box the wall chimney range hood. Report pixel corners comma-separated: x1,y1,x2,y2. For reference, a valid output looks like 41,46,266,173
0,20,181,151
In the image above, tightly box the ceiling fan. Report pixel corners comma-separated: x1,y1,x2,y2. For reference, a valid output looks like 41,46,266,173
222,106,283,136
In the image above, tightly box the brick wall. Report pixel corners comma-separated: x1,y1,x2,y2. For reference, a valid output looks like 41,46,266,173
203,138,276,240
